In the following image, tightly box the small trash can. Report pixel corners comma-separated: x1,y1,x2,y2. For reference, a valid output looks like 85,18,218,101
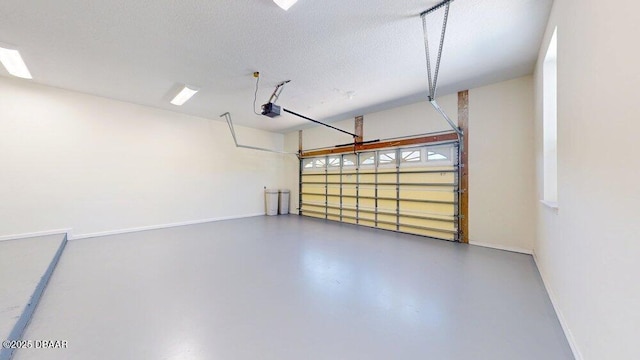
279,189,290,215
265,189,279,216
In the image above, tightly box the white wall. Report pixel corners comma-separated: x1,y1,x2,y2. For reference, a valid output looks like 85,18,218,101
533,0,640,359
285,76,535,252
0,77,287,237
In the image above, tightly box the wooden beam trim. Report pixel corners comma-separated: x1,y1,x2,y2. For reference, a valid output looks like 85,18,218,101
300,132,459,157
458,90,469,244
355,116,364,143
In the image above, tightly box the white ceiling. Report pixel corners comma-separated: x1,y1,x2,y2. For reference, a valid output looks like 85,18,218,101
0,0,552,133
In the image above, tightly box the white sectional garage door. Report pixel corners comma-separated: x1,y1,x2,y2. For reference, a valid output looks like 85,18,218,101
300,141,460,241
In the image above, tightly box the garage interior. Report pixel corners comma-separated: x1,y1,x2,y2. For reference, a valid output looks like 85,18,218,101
1,0,638,359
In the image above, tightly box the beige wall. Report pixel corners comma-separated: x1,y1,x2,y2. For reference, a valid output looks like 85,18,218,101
284,92,459,217
297,95,458,151
469,76,535,253
0,77,287,237
533,0,640,359
286,76,536,252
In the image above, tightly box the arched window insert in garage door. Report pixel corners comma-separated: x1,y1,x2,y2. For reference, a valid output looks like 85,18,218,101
300,141,460,241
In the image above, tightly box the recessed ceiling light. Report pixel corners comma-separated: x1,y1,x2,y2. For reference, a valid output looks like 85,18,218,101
170,85,198,106
0,47,32,79
273,0,298,11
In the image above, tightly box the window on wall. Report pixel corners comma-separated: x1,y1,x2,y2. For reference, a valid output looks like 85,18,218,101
543,27,558,205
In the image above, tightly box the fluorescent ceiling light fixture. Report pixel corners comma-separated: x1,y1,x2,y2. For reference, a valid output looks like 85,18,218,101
273,0,297,11
170,85,198,106
0,47,32,79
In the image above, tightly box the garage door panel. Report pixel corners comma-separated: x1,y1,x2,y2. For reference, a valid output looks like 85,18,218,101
342,174,358,183
300,143,459,241
302,194,325,203
303,174,325,182
377,173,396,183
377,188,396,198
399,217,456,231
400,226,456,240
359,220,376,227
359,212,376,222
359,174,375,182
342,186,357,196
341,198,356,207
399,201,454,215
327,208,341,216
377,214,396,224
359,198,376,209
400,172,455,184
359,187,376,198
377,223,397,231
399,189,455,202
377,199,397,211
342,209,356,217
327,195,340,207
302,184,324,194
327,174,340,182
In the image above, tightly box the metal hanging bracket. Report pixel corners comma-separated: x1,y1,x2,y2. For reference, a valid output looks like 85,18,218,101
268,80,290,105
430,100,463,136
421,0,456,17
220,112,296,155
420,0,462,137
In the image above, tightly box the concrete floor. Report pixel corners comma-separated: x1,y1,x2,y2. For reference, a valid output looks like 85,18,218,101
13,216,572,359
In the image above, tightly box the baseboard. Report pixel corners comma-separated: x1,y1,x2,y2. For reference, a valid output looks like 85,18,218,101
469,241,533,255
533,252,583,360
0,228,71,243
70,213,265,240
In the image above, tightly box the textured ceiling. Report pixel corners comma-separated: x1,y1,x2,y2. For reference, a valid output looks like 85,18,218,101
0,0,552,132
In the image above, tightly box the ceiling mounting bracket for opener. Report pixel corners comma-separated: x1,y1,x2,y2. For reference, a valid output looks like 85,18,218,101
420,0,463,137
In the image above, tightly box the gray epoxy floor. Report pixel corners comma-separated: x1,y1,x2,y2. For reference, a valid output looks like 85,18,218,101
15,216,573,359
